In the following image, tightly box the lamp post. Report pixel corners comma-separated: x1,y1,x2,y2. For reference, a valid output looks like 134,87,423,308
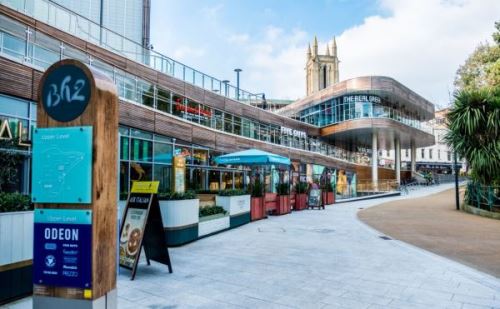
234,68,242,100
222,80,230,97
454,151,459,210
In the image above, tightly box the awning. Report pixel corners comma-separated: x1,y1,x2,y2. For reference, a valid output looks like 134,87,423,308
214,149,291,166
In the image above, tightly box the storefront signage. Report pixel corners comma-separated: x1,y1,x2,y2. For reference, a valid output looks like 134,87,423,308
280,126,307,139
41,64,91,122
0,119,31,147
343,95,381,104
172,156,186,193
119,182,172,279
31,126,92,204
130,181,159,194
33,209,92,289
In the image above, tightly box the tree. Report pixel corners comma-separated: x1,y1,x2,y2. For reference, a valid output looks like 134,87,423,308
454,21,500,91
0,139,23,191
444,87,500,185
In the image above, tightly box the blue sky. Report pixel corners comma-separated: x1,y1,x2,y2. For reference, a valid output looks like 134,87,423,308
150,0,500,105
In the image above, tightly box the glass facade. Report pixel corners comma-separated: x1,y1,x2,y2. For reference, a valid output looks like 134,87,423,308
0,94,37,193
298,95,432,133
0,14,371,166
118,126,252,199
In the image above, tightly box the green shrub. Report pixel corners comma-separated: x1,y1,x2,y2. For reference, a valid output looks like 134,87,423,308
295,182,308,194
218,189,247,196
276,183,290,195
199,205,227,217
158,190,197,200
321,183,334,192
250,178,264,197
0,192,33,213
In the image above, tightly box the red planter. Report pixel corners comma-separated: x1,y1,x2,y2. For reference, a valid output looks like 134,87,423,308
322,191,334,206
294,193,307,211
275,195,291,215
251,197,266,221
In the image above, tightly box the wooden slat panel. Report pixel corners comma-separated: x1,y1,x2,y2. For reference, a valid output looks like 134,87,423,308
0,58,33,99
215,134,236,153
241,104,259,120
125,60,158,83
32,70,43,101
155,113,192,142
119,102,155,132
192,126,215,148
157,73,184,94
35,22,86,50
204,91,225,110
224,99,242,115
185,84,204,103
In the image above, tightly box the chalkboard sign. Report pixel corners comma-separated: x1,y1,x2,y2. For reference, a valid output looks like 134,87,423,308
119,182,172,280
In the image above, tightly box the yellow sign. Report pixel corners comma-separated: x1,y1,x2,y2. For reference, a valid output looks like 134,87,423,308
83,289,92,299
131,181,160,194
172,156,186,193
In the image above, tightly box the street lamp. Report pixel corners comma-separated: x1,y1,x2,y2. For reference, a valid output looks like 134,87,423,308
234,68,242,100
222,80,230,97
454,151,459,210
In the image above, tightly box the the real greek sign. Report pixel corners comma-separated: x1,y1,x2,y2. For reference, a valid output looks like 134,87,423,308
343,95,381,104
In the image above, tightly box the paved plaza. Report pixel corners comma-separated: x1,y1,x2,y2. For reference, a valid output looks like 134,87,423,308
5,184,500,309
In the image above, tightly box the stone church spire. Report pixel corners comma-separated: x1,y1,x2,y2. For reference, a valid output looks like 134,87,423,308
305,35,340,96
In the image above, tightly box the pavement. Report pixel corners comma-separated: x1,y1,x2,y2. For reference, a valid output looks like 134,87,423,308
4,183,500,309
358,187,500,278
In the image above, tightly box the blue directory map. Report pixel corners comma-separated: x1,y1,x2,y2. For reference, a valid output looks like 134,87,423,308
32,126,92,204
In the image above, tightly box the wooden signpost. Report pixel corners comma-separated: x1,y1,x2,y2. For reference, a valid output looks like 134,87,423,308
119,181,173,280
32,59,118,308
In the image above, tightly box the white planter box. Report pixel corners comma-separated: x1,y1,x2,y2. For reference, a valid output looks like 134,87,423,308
159,199,199,228
198,215,230,237
215,195,251,216
0,211,33,266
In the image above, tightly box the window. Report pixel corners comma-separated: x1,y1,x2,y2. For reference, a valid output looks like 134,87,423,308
438,149,441,160
199,104,212,127
157,87,171,114
405,149,409,158
154,142,172,163
429,149,433,159
172,94,184,117
447,151,451,161
421,149,425,159
224,113,233,133
233,116,241,135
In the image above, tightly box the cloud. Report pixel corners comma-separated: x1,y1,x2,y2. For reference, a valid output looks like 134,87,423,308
227,34,250,45
333,0,500,105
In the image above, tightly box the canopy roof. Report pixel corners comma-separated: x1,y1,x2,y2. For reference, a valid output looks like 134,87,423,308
214,149,291,166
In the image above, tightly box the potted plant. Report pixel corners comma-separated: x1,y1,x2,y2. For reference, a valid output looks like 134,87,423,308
0,192,34,304
198,205,229,237
321,183,335,206
215,189,251,228
294,182,308,211
158,191,199,246
275,183,291,215
250,178,266,221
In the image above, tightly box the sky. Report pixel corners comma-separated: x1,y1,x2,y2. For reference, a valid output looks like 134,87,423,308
150,0,500,106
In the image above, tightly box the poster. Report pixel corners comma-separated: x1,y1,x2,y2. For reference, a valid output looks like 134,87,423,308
32,127,92,204
119,205,148,268
172,156,186,193
33,209,92,288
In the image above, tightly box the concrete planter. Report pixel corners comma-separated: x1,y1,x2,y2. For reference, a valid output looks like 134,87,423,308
159,199,199,246
0,211,33,304
215,195,251,228
198,214,230,237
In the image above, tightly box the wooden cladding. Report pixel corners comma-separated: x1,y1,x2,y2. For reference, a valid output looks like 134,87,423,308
0,58,33,99
356,165,396,181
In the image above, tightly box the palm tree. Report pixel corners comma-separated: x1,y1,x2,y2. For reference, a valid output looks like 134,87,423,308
445,87,500,185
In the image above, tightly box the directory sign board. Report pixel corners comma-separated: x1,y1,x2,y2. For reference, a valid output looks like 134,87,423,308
172,156,186,193
41,64,91,122
33,209,92,289
31,127,92,204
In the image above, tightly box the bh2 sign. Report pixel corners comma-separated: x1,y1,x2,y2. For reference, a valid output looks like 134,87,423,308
33,209,92,288
41,64,91,122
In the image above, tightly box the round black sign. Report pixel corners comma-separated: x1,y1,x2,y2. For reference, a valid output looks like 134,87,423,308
41,64,91,122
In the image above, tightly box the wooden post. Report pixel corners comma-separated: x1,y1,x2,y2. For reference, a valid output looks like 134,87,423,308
33,59,118,308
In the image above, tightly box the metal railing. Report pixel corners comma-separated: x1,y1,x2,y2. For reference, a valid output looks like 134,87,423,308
465,183,500,212
0,16,381,168
0,0,264,104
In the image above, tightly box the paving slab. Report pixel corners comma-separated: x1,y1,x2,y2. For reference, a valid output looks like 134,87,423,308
4,184,500,309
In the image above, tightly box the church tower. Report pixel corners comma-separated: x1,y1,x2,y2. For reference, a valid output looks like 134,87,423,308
306,36,340,96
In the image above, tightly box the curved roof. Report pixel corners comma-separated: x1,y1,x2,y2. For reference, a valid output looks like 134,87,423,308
276,76,435,121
